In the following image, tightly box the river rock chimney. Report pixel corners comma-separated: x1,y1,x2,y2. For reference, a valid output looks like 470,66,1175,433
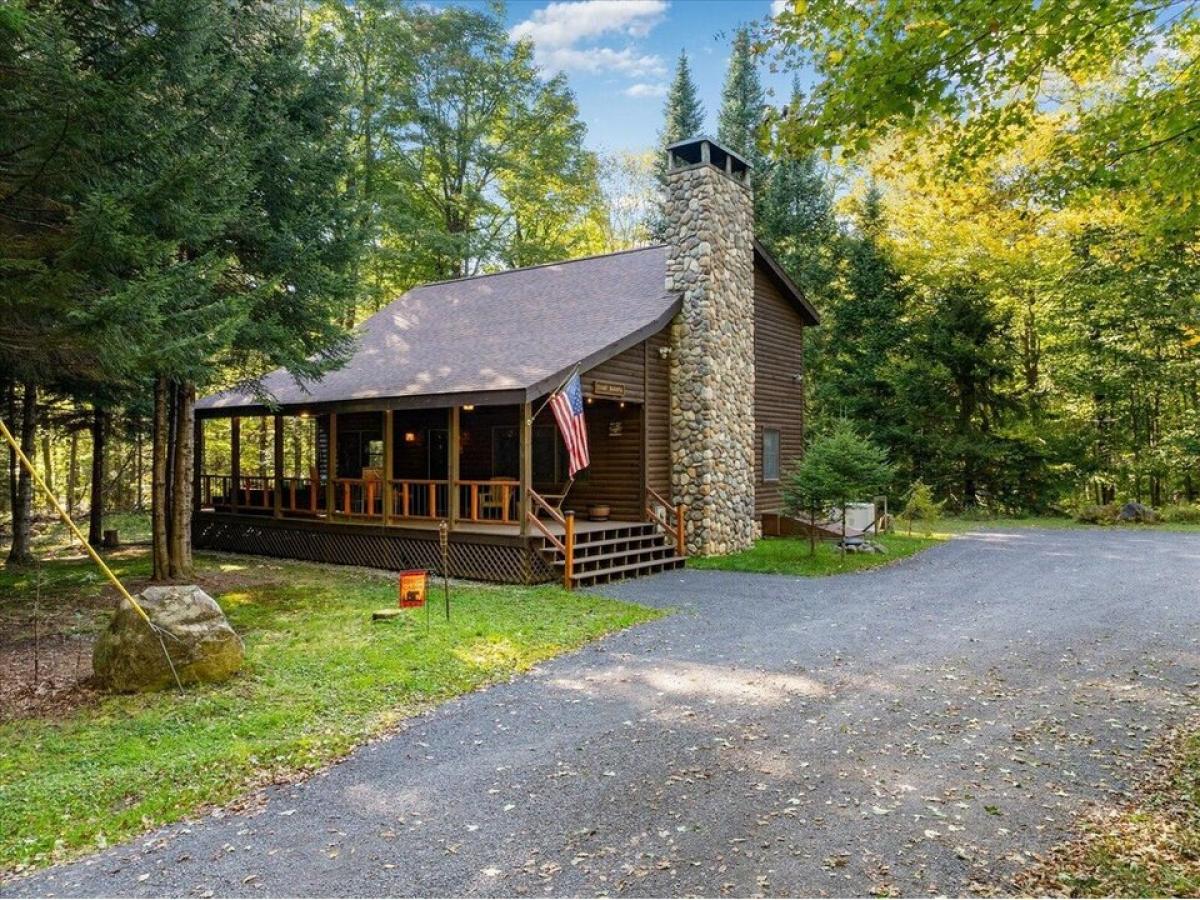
664,136,756,555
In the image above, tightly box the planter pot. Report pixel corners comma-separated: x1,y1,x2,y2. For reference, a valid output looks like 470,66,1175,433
588,504,610,522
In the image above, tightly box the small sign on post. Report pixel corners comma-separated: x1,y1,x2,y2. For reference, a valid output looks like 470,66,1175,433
439,520,451,621
398,570,428,608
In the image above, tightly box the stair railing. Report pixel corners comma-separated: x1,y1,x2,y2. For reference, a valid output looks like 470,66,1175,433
646,487,687,557
527,489,576,589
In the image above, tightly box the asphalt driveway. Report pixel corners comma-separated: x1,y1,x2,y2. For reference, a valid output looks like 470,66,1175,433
8,527,1200,897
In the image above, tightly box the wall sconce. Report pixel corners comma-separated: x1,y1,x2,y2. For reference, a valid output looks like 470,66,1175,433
586,397,594,405
298,411,310,419
404,431,418,443
658,346,672,360
618,401,626,409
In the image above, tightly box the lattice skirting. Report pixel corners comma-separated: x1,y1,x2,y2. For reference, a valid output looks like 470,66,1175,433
193,514,555,584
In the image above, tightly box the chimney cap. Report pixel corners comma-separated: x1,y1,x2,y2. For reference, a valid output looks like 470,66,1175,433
665,135,751,176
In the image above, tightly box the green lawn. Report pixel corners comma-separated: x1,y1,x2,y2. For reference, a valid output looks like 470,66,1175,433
1016,728,1200,896
938,514,1200,533
0,546,660,875
690,532,944,577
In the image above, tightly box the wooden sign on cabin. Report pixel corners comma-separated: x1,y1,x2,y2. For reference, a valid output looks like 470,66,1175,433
592,380,625,398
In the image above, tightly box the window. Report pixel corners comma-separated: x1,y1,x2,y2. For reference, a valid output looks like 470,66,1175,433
763,428,781,482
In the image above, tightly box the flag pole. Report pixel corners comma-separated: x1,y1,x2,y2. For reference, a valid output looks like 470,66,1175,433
529,364,581,425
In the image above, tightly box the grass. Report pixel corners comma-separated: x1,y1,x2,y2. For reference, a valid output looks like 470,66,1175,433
689,531,944,577
0,543,660,875
1016,726,1200,896
937,514,1200,534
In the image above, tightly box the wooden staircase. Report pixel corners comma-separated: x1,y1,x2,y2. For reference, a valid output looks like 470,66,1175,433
526,488,688,589
538,521,686,587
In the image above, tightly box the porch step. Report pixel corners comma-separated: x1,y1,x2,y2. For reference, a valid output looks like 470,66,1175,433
538,521,686,587
571,556,686,587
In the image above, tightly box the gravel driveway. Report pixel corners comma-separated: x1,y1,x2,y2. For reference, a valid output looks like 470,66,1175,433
8,527,1200,898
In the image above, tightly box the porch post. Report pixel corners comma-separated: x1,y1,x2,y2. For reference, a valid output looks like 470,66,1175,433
448,406,460,527
193,415,204,511
230,416,241,514
519,401,532,536
326,411,337,517
383,410,393,526
273,413,284,518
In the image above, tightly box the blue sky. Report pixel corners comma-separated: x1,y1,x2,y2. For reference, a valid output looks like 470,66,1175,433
489,0,799,155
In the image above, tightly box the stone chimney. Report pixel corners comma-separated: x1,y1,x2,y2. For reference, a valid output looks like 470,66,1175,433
664,136,756,555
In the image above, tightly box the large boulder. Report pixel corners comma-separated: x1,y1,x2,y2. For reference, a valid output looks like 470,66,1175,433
93,585,244,692
1118,501,1156,523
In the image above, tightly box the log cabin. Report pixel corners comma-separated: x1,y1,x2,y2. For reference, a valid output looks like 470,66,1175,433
194,137,819,587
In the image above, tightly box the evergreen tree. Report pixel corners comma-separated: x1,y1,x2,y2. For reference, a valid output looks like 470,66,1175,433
809,186,910,461
660,50,705,147
717,29,765,172
650,50,705,239
759,81,840,301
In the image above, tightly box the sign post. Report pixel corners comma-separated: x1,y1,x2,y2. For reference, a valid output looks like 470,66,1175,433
439,520,451,621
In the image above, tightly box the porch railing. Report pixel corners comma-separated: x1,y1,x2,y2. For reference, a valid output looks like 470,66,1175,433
388,479,449,520
202,474,275,511
458,479,520,524
527,488,575,589
646,487,687,557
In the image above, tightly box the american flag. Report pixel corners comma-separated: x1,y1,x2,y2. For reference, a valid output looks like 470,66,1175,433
549,372,590,477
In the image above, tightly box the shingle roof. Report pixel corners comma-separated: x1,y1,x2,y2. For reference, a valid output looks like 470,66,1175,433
198,245,679,412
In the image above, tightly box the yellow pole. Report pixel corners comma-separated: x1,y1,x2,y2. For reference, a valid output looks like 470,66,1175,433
0,416,152,626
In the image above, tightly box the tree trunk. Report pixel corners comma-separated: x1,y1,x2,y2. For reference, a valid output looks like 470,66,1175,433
168,382,195,579
291,420,302,479
166,385,177,551
840,503,847,557
151,377,170,581
66,429,79,517
258,417,268,478
7,382,37,565
5,381,17,519
87,407,106,546
40,433,54,510
136,427,144,510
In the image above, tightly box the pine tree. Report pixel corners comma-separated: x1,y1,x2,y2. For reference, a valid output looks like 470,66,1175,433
759,82,840,301
809,186,911,455
661,50,705,147
650,51,705,239
717,29,765,172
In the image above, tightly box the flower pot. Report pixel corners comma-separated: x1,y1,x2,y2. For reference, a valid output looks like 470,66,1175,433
588,504,610,522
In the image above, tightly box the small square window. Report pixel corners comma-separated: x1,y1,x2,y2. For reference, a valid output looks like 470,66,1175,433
763,428,781,482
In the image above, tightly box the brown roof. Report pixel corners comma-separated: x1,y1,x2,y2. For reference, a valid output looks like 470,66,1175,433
197,241,817,414
199,246,678,413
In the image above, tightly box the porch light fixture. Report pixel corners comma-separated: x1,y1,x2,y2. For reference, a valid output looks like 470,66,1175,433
619,401,626,409
462,404,475,412
404,431,418,443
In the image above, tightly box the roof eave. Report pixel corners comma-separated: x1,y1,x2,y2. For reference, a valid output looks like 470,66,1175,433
522,295,682,401
753,240,821,326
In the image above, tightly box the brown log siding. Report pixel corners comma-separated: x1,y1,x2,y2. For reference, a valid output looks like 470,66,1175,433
644,328,671,500
753,267,806,514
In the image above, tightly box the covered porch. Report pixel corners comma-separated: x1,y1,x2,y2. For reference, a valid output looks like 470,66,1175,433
193,395,685,585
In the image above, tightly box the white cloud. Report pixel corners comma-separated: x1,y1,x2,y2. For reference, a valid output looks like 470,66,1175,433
511,1,668,77
540,46,666,77
771,0,789,17
624,82,668,98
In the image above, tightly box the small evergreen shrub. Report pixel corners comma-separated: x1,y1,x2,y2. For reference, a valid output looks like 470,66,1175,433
1160,503,1200,524
901,480,942,536
1076,503,1119,525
